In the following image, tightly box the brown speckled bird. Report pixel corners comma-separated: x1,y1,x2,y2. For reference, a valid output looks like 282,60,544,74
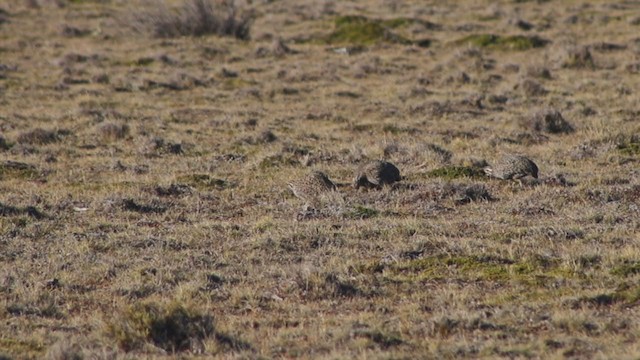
353,160,402,189
484,154,539,181
288,170,337,205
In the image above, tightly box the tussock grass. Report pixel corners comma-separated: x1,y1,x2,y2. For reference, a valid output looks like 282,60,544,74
128,0,251,39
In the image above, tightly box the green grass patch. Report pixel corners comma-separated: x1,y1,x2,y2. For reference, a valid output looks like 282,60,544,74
611,260,640,277
386,254,574,285
456,34,548,50
323,15,430,47
616,135,640,156
426,166,485,180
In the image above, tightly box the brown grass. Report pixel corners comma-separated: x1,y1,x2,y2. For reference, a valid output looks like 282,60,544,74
128,0,251,40
1,0,640,358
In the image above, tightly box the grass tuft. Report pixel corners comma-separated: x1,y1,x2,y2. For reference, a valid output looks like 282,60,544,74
348,205,379,219
426,166,485,180
611,261,640,277
615,134,640,155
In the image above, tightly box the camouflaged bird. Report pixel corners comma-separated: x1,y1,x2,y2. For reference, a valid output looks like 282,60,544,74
288,170,337,205
484,154,539,181
353,160,402,189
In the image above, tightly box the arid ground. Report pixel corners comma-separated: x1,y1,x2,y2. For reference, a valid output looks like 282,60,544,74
1,0,640,358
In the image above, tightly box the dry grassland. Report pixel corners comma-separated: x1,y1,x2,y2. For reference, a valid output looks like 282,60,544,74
1,0,640,358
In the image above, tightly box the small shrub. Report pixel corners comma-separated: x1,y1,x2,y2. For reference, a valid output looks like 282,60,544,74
455,184,493,204
129,0,251,40
562,45,594,68
121,199,167,214
524,64,552,79
108,302,215,353
97,122,129,142
518,78,548,97
615,134,640,155
16,128,60,145
524,108,574,134
0,136,10,150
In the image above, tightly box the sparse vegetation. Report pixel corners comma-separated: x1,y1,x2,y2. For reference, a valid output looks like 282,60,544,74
426,166,485,180
1,0,640,358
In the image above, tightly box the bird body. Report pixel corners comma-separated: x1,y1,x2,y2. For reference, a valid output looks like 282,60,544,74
484,155,538,180
353,160,401,189
288,171,337,204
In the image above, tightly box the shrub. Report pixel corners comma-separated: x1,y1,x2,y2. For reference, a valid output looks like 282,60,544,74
97,122,129,142
129,0,251,40
16,128,60,145
524,108,574,134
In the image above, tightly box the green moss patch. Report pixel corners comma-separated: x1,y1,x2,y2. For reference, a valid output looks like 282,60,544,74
456,34,548,50
426,166,485,180
323,16,430,47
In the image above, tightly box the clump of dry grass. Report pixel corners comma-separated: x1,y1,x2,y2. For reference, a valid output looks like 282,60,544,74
16,128,60,145
561,45,594,68
523,64,552,79
129,0,251,40
518,78,547,97
523,108,574,134
97,122,129,142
